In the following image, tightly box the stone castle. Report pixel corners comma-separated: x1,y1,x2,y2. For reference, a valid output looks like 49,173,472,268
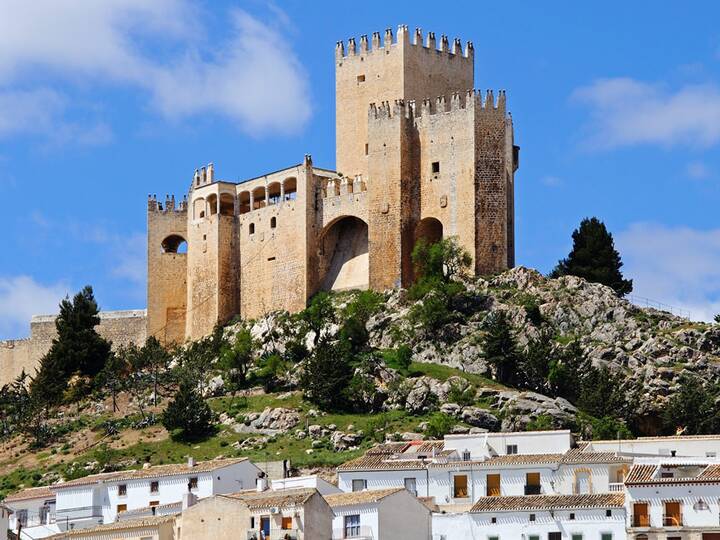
0,25,518,383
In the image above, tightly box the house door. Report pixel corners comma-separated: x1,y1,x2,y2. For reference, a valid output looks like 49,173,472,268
664,501,682,526
633,502,649,527
702,534,720,540
487,474,501,497
260,516,270,537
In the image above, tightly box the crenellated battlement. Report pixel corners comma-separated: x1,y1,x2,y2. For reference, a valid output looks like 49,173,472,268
148,193,188,213
336,24,473,61
369,90,507,122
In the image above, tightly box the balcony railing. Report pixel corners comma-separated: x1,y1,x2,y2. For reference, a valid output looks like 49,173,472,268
246,529,300,540
632,515,650,527
663,514,683,527
524,485,541,495
332,526,376,539
608,482,623,492
55,506,104,521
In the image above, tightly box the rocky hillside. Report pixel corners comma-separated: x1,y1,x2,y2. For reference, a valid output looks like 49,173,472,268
241,267,719,436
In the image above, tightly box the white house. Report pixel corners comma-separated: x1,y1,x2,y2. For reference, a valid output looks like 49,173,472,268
0,503,12,540
325,487,432,540
589,435,720,459
4,485,60,538
432,493,626,540
336,433,633,509
624,458,720,539
4,457,260,537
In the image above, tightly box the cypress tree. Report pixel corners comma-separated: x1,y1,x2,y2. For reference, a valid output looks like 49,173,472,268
551,217,633,296
30,286,111,404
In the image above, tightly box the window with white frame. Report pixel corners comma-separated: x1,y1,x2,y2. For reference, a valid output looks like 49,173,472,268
351,479,367,492
344,514,360,537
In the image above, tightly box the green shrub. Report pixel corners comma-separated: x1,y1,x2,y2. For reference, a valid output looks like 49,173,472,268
425,413,456,439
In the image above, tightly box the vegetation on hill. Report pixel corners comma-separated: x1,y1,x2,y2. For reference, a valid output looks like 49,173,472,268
1,236,719,498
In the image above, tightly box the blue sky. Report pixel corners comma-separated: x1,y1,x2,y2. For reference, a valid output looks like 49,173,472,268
1,0,720,338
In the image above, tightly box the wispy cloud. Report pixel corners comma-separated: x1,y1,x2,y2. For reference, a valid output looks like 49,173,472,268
541,175,562,187
686,160,711,180
572,78,720,149
617,222,720,321
0,88,111,145
0,0,311,140
0,275,69,339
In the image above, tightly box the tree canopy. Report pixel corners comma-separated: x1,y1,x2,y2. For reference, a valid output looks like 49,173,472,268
551,217,633,296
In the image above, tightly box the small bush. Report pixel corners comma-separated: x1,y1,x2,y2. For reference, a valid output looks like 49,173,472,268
425,413,456,439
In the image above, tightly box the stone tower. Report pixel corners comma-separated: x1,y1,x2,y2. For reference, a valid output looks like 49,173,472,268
146,24,518,345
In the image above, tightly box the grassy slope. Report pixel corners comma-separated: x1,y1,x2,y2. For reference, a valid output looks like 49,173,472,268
0,361,499,497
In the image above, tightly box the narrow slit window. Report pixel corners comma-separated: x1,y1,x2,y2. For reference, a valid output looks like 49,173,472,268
249,223,255,235
270,217,277,228
432,161,440,174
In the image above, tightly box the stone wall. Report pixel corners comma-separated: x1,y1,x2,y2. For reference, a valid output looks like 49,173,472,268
0,310,147,386
147,197,188,345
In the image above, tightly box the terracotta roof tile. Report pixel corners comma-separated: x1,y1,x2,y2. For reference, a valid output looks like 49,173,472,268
225,488,317,509
625,463,720,485
324,488,404,508
471,493,625,512
562,448,631,464
338,454,429,471
48,514,176,537
3,485,55,502
53,457,249,489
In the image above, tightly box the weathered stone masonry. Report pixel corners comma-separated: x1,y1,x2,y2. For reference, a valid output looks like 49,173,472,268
0,24,519,383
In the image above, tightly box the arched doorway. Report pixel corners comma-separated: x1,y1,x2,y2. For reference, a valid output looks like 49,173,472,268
319,216,369,291
415,217,443,246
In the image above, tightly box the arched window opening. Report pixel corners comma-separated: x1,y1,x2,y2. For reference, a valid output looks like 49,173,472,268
267,182,282,205
207,194,218,216
161,235,187,254
249,223,255,235
219,193,234,216
193,197,206,220
415,217,443,247
238,191,251,214
283,177,297,201
252,187,266,210
270,217,277,228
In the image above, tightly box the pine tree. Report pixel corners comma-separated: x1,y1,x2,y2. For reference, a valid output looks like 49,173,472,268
482,311,521,386
299,336,352,411
662,375,720,435
162,381,214,440
551,217,633,296
30,286,111,405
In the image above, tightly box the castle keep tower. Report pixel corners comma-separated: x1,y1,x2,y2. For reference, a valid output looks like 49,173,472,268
146,25,518,345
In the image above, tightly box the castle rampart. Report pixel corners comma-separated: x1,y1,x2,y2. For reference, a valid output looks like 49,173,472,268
0,310,147,386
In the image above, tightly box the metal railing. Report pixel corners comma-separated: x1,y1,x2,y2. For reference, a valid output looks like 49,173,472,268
628,295,692,319
332,526,376,539
55,505,104,520
246,529,300,540
663,513,683,527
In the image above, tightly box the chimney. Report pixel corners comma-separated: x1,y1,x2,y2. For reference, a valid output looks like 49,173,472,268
182,492,197,511
187,456,196,468
256,472,268,492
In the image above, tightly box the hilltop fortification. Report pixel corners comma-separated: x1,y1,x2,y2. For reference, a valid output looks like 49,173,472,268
1,25,518,383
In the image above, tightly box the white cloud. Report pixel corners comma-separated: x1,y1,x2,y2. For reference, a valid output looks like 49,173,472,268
572,78,720,149
0,88,111,145
0,0,310,138
686,160,711,180
0,276,69,338
616,222,720,321
541,175,562,187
